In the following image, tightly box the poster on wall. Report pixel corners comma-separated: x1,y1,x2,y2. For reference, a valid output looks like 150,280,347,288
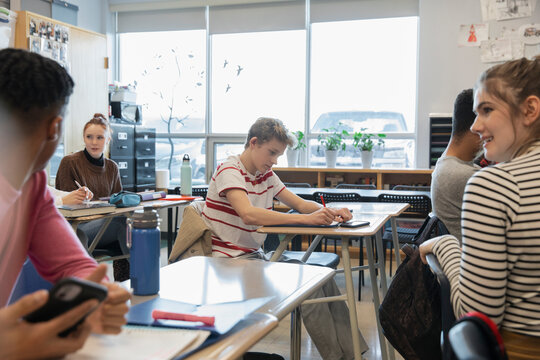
458,24,489,46
519,23,540,44
495,0,533,21
480,38,513,62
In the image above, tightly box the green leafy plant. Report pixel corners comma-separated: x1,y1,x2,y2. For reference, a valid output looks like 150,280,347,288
352,128,386,151
317,126,349,151
290,130,307,151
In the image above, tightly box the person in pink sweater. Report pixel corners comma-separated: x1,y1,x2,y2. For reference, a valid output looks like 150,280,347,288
0,48,130,359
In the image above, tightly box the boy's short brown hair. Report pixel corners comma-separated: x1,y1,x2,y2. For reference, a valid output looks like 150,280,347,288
245,117,294,149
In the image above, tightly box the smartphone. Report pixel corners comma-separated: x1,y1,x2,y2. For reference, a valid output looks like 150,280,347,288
340,220,370,228
23,277,108,337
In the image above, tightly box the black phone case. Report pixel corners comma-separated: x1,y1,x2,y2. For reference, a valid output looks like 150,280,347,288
24,277,108,337
340,220,370,228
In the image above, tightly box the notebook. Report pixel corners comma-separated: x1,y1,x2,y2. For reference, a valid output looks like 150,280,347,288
127,296,273,335
66,325,210,360
265,220,369,228
57,202,116,217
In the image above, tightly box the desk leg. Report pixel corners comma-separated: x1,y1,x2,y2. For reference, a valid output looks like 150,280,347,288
270,234,296,262
390,217,401,270
167,208,173,257
364,235,389,360
375,231,395,360
87,217,114,255
341,236,363,360
291,307,302,360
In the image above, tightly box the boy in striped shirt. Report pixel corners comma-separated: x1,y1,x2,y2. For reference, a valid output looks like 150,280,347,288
201,117,367,359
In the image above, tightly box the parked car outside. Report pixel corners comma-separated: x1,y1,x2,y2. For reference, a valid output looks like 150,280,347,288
310,111,412,168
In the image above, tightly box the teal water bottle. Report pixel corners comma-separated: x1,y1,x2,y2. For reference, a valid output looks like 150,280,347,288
180,154,192,196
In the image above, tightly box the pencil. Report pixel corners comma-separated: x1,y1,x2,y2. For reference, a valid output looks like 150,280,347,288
320,195,326,207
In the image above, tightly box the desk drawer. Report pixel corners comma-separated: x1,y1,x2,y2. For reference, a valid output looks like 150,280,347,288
136,158,155,184
135,127,155,157
116,158,135,187
110,124,135,158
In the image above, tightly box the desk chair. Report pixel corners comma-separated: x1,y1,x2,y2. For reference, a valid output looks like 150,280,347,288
9,258,52,305
426,253,456,360
377,193,432,275
448,313,508,360
392,184,431,191
336,183,377,190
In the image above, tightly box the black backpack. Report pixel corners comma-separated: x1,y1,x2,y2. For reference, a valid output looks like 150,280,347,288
379,245,442,360
379,214,450,360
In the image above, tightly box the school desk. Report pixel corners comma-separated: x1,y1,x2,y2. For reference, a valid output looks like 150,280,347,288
61,197,195,261
258,202,410,360
124,256,335,360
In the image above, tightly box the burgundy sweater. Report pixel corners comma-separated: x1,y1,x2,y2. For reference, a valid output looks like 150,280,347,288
55,151,122,199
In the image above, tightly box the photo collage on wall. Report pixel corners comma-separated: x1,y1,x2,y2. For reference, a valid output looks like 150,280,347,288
27,17,70,71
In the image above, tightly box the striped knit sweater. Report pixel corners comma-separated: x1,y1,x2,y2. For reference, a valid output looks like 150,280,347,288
432,142,540,336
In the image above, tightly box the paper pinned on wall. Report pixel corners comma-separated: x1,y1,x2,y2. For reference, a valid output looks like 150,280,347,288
458,23,489,47
480,38,513,62
519,23,540,44
495,0,533,21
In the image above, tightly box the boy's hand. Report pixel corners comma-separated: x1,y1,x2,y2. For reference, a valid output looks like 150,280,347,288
328,207,353,222
0,290,95,359
304,207,336,225
85,264,130,334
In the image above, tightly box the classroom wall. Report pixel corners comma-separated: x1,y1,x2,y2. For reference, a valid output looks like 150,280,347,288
417,0,540,168
13,0,540,168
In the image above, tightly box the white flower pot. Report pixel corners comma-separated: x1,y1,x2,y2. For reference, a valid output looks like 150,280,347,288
286,148,299,167
361,150,373,169
325,150,338,168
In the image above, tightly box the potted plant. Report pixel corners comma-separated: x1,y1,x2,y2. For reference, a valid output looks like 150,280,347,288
287,130,306,167
352,128,386,168
317,126,348,167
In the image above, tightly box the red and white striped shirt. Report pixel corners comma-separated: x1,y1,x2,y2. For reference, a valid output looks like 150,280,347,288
201,155,285,257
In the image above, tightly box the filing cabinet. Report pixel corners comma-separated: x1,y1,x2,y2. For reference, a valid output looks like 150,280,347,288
109,123,155,192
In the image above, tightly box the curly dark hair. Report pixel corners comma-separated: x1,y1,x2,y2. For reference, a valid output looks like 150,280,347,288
452,89,475,140
0,48,74,130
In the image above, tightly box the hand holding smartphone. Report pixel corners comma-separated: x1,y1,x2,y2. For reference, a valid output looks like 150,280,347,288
23,277,108,337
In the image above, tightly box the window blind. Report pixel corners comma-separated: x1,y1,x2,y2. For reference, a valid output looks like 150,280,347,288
117,7,206,33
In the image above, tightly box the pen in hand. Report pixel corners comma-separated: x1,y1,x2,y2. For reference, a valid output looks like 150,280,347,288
320,195,326,207
74,180,90,202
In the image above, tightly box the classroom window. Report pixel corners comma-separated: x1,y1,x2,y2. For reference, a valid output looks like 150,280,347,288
211,30,306,133
155,138,206,185
118,30,206,134
309,16,418,167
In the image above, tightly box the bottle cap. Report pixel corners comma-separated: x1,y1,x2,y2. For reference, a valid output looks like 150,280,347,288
132,206,160,228
183,154,190,162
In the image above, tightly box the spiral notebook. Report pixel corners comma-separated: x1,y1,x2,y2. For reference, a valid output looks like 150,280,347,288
66,325,210,360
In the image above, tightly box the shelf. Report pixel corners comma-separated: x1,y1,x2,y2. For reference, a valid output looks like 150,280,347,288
272,167,432,190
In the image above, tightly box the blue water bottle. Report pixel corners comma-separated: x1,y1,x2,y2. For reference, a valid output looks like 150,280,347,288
127,207,160,295
180,154,192,196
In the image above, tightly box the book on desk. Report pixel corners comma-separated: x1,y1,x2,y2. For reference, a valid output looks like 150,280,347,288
57,202,116,217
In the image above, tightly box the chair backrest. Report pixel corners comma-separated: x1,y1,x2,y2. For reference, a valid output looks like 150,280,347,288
313,191,363,204
192,187,209,199
377,193,432,218
283,182,312,188
336,183,376,190
426,251,456,360
392,184,431,191
448,312,508,360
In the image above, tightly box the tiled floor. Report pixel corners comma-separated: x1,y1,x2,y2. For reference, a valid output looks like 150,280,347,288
246,256,404,360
